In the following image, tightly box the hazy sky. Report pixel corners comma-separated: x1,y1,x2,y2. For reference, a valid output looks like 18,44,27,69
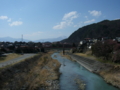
0,0,120,40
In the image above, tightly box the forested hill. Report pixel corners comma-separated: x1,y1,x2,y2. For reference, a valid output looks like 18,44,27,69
62,19,120,43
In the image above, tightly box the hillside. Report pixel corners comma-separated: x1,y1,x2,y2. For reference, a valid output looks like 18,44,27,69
62,19,120,43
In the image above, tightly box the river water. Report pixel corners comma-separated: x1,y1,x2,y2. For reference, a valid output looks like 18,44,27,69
52,53,119,90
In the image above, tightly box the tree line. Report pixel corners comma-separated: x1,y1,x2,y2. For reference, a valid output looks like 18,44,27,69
92,40,120,63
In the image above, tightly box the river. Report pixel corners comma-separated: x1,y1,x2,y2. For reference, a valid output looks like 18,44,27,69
52,53,119,90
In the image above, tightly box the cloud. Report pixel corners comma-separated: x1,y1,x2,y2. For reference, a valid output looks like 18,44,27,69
7,18,11,22
62,11,78,20
9,21,23,26
53,22,67,29
88,10,102,16
0,16,8,20
53,11,79,29
0,16,23,26
84,19,95,24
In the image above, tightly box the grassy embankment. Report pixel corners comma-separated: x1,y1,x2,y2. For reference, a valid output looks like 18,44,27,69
28,51,61,90
0,51,61,90
74,50,120,89
0,53,22,63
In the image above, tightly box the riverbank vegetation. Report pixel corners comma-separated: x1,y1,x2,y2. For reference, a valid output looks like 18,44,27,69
73,46,120,88
99,65,120,88
0,53,21,63
0,51,61,90
92,40,120,63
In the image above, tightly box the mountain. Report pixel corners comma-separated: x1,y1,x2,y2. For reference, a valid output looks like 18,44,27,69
0,37,29,42
62,19,120,43
35,36,67,42
0,36,67,42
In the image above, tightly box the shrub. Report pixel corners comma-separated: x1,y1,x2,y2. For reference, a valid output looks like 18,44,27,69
92,40,120,63
92,41,103,57
112,50,120,63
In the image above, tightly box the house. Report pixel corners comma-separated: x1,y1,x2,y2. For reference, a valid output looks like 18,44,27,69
77,38,95,52
86,40,94,49
43,42,52,47
92,39,98,43
116,37,120,43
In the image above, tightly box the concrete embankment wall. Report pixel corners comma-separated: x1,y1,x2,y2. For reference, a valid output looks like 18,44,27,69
68,53,102,72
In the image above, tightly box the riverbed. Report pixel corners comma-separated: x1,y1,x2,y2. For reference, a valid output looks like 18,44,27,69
52,53,119,90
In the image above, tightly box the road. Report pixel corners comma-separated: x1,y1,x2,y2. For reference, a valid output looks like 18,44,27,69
0,54,36,68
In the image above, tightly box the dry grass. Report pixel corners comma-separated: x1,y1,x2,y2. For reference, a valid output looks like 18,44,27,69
5,52,60,90
74,51,120,66
75,78,86,90
60,51,73,61
0,51,61,90
0,54,41,90
27,52,61,90
71,50,120,88
99,66,120,88
74,51,96,60
75,53,89,58
0,53,22,63
0,54,37,70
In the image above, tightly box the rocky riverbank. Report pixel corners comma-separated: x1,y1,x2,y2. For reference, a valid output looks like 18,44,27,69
66,52,120,89
0,52,61,90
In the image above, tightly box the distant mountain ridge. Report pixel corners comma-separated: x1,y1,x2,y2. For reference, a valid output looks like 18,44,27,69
35,36,67,42
0,37,29,42
0,36,67,42
62,19,120,43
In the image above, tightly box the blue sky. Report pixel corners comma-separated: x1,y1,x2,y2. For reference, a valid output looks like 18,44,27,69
0,0,120,41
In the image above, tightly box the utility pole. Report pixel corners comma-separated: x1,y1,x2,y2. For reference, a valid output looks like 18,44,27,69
21,34,24,55
21,34,23,42
63,43,65,55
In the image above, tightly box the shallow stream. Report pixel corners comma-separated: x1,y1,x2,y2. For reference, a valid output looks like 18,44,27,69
52,53,119,90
